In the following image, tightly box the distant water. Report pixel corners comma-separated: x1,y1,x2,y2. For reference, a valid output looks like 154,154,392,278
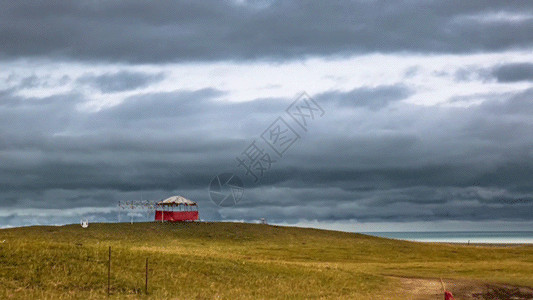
362,231,533,244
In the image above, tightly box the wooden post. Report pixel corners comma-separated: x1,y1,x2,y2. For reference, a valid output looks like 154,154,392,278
440,278,446,299
145,257,149,294
108,246,111,296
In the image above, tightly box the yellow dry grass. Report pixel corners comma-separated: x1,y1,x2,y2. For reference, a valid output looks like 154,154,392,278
0,222,532,299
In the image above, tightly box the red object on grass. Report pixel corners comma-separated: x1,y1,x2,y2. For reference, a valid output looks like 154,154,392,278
444,291,455,300
154,211,198,222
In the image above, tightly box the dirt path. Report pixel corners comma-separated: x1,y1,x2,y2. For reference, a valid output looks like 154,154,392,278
392,276,533,299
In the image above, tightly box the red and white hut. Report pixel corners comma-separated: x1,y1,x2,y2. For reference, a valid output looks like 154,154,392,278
154,196,199,222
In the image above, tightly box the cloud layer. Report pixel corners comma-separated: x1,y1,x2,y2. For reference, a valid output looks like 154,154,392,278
492,63,533,82
1,1,532,229
1,69,532,227
1,1,533,62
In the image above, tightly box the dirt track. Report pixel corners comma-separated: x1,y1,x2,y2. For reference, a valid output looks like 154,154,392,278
394,277,533,299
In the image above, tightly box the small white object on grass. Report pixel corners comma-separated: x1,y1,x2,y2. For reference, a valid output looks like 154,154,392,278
81,219,89,228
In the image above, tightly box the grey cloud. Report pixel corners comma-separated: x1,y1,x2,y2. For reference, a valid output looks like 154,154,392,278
1,83,533,226
219,186,533,223
1,1,533,63
94,88,222,122
491,63,533,82
8,74,72,89
479,87,533,115
18,75,42,89
317,85,412,110
2,1,533,228
454,67,492,82
448,92,510,104
77,71,165,93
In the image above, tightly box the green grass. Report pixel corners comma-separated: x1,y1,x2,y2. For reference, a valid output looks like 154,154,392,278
1,222,532,299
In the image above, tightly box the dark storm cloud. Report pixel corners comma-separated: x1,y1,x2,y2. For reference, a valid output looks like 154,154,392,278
219,186,533,223
1,81,533,227
0,86,288,197
1,1,533,63
491,63,533,82
77,71,166,93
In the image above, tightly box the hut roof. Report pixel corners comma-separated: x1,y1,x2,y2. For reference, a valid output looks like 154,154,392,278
157,195,197,206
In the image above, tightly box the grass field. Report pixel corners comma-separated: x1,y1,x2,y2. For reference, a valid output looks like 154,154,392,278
1,222,532,299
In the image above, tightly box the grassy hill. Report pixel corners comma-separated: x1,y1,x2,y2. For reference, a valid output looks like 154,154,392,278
1,222,532,299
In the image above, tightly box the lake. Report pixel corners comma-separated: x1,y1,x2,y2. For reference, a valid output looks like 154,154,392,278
362,231,533,244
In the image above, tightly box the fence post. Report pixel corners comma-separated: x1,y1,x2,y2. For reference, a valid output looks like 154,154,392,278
145,257,149,294
108,246,111,296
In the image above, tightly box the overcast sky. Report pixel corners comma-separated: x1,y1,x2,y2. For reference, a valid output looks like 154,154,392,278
1,1,533,231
